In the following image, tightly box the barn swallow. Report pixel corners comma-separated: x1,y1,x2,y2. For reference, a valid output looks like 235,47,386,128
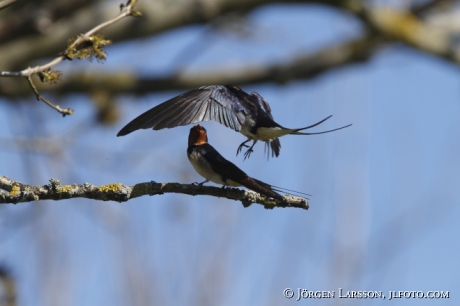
117,85,351,159
187,125,308,202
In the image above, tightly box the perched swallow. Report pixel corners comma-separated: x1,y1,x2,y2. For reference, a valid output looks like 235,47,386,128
187,125,308,202
117,85,351,159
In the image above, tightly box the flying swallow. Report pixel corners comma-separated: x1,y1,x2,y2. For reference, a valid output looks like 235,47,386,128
117,85,351,159
187,125,308,202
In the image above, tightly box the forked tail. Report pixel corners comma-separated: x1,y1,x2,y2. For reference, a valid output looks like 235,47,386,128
291,115,352,135
240,177,285,201
253,179,311,200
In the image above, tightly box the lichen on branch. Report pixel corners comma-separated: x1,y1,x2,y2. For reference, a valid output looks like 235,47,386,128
65,34,112,62
0,175,309,210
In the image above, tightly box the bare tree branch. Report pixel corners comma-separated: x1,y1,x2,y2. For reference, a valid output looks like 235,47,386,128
0,35,380,99
0,175,309,209
0,0,355,71
1,0,458,108
1,0,457,97
0,1,138,78
0,0,20,11
0,0,456,73
2,1,453,101
412,0,454,16
26,76,74,116
0,0,140,114
0,0,93,44
362,7,460,63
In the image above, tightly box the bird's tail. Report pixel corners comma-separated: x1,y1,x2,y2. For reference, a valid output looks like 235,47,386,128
264,138,281,159
239,177,285,201
290,115,352,135
251,178,310,201
268,184,311,199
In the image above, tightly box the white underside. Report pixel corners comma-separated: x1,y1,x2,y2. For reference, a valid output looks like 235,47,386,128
239,116,258,140
239,124,257,140
240,125,291,141
188,150,226,185
257,126,292,139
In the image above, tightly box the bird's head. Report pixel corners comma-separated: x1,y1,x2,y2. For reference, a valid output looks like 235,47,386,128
188,125,208,146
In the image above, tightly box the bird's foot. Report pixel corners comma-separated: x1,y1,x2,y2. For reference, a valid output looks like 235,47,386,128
243,148,254,160
192,180,208,187
236,141,250,156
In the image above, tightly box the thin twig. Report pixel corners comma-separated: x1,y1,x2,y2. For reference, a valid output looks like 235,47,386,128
0,0,20,11
0,0,139,114
26,76,74,116
0,175,309,209
1,1,137,78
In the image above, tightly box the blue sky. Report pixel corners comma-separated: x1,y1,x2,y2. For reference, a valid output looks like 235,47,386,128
0,2,459,306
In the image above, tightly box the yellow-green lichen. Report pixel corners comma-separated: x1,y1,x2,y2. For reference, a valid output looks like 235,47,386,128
130,10,142,17
9,185,20,196
97,183,122,193
56,185,73,193
38,69,62,84
65,34,111,62
263,199,278,209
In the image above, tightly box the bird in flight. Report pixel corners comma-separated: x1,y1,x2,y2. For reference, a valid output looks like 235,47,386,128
187,125,308,202
117,85,351,159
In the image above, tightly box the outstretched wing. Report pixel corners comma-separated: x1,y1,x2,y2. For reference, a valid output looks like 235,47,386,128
250,92,272,118
117,85,249,136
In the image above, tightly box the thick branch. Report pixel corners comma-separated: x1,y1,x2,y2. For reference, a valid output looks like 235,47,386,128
0,175,309,209
0,0,355,71
65,36,377,92
0,35,378,98
412,0,454,16
363,8,460,63
2,1,456,103
1,0,456,73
